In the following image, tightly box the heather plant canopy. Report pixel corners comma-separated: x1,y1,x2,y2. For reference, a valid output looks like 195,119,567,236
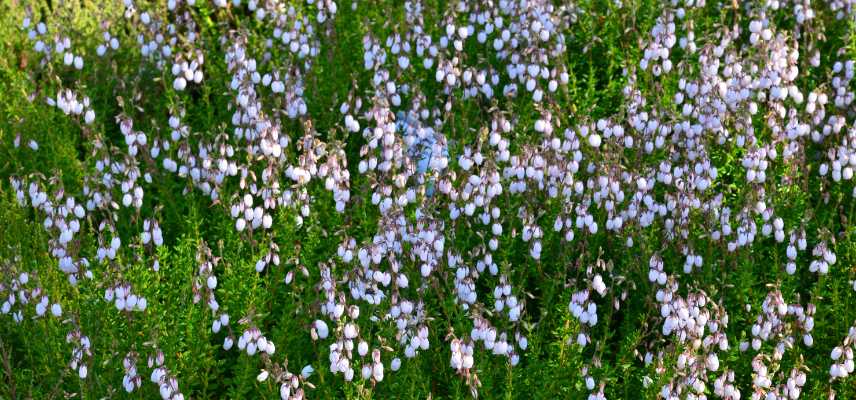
3,0,856,399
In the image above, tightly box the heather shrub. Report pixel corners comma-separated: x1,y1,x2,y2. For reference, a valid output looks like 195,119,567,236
2,1,856,399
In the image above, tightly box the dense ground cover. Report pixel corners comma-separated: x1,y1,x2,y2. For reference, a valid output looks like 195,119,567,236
2,0,856,399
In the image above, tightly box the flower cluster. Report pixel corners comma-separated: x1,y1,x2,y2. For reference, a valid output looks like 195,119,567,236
149,350,185,400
